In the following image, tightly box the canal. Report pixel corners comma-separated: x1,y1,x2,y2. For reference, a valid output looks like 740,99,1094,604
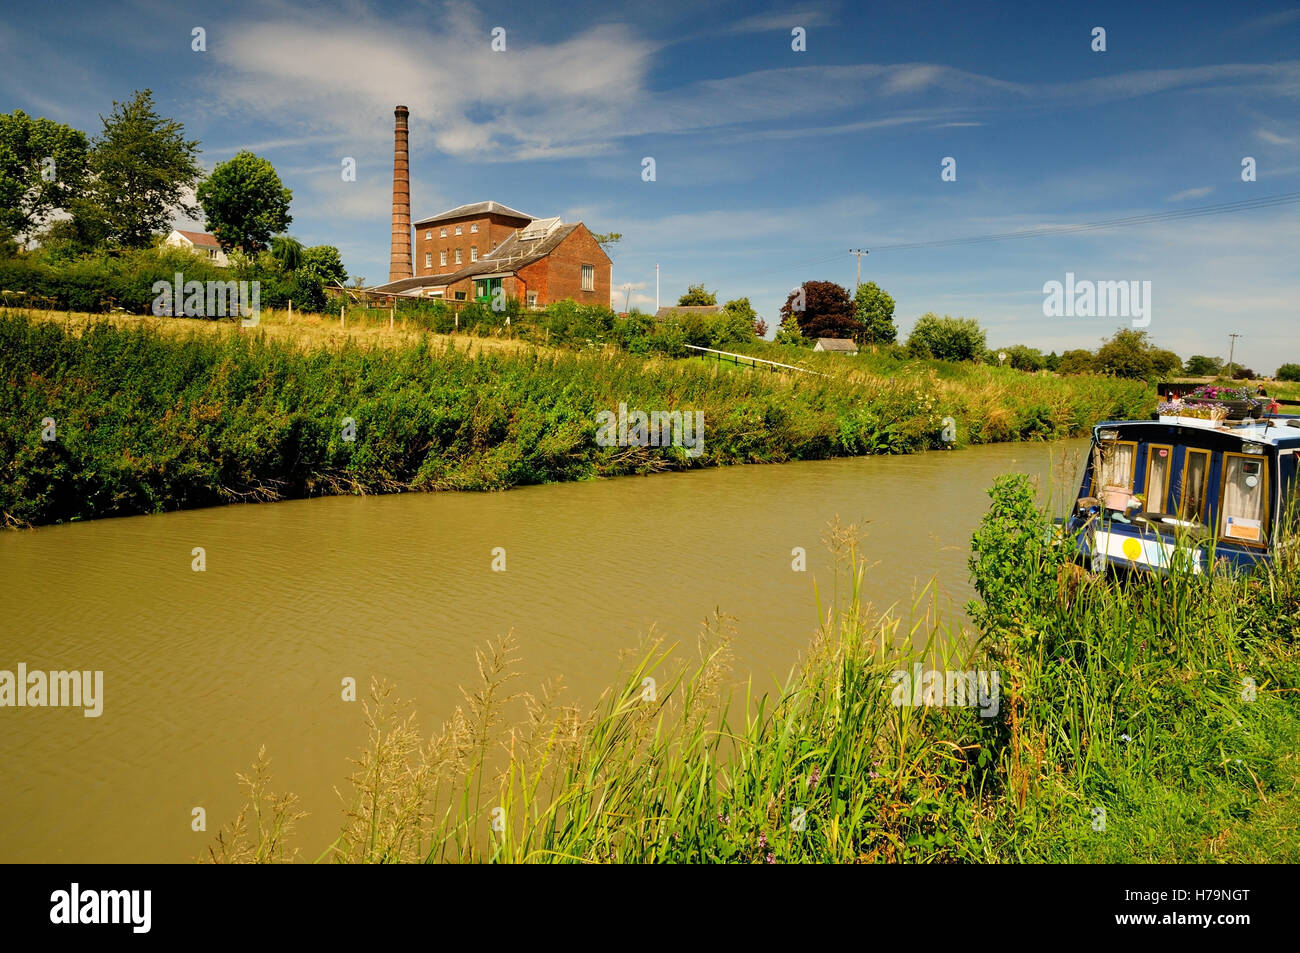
0,438,1086,862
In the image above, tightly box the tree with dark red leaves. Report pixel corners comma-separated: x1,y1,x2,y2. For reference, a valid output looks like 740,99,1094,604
780,280,862,340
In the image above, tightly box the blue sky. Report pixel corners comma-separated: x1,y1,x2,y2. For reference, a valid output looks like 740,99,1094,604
3,0,1298,371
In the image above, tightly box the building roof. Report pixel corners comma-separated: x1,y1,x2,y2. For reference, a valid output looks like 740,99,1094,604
655,305,722,319
815,337,859,352
367,222,582,294
412,201,535,228
171,229,221,248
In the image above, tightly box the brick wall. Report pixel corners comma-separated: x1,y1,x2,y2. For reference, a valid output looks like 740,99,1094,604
537,225,611,307
413,213,529,276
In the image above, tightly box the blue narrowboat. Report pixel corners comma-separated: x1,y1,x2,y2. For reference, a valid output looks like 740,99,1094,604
1065,407,1300,574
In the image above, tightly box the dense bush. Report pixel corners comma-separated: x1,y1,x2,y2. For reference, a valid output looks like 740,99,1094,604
1277,363,1300,382
906,313,986,362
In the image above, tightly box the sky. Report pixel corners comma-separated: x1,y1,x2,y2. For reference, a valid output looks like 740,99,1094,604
3,0,1298,372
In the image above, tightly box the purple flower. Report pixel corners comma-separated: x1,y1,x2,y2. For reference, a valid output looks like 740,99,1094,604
765,852,776,864
758,832,768,850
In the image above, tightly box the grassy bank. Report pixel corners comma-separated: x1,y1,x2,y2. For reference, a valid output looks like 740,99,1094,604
205,476,1300,863
2,309,1151,527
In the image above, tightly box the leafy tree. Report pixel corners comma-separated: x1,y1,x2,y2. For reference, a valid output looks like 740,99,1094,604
1149,348,1183,379
270,234,303,271
678,283,717,306
0,110,90,242
754,317,768,338
83,90,202,248
781,280,860,339
1277,363,1300,382
720,297,759,342
1044,351,1061,371
774,312,808,347
853,280,896,345
300,245,347,286
906,313,985,362
196,150,293,252
591,232,621,257
1056,349,1096,375
1184,354,1223,377
1000,345,1045,372
1232,366,1256,380
1094,328,1155,379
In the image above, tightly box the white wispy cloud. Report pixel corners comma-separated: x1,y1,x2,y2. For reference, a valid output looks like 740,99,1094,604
1166,186,1214,202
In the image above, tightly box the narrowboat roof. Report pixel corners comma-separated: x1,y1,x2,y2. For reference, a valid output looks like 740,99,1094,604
1094,415,1300,449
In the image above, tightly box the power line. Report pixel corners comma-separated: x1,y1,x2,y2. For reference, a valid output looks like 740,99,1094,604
866,191,1300,252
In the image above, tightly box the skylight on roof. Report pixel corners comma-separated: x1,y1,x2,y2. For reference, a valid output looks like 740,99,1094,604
518,216,561,241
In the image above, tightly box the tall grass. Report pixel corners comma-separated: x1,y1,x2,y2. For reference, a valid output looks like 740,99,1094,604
2,311,1150,527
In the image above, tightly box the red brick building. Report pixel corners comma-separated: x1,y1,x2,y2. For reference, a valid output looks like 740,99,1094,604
370,202,612,308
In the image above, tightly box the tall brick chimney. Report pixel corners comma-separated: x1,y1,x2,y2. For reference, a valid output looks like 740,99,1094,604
389,105,412,282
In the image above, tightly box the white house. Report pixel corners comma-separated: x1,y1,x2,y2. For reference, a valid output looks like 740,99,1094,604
164,229,229,267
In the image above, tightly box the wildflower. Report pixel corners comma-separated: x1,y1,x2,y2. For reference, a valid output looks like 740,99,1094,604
757,832,768,850
1120,734,1131,743
765,852,776,864
809,766,820,789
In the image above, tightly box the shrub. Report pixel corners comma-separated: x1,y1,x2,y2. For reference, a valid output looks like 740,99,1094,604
906,313,985,362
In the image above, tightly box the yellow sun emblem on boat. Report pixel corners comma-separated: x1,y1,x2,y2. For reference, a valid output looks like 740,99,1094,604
1121,537,1143,561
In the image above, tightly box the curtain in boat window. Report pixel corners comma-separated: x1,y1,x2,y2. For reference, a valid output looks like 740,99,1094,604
1146,447,1170,512
1221,456,1266,541
1181,451,1210,522
1099,443,1135,490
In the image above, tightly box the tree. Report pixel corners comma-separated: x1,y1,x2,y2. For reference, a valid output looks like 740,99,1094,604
1057,349,1095,375
906,313,986,362
774,313,807,347
0,110,90,243
83,90,202,248
1044,351,1061,371
1184,354,1223,376
1149,348,1183,379
1277,363,1300,382
1001,344,1045,372
720,297,759,341
196,150,293,252
678,283,717,306
270,234,303,271
591,232,621,257
754,317,768,338
300,245,348,286
781,280,861,339
853,280,896,345
1232,366,1257,380
1094,328,1154,379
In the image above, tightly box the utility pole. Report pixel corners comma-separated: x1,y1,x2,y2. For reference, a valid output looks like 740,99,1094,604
655,264,660,313
622,283,633,312
1227,332,1241,379
849,249,868,290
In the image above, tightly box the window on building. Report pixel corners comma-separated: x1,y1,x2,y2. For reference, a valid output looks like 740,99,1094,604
425,230,432,240
455,225,463,235
455,291,466,300
471,223,478,233
455,249,462,264
471,246,478,262
440,227,447,237
526,291,538,309
581,264,594,291
440,250,447,266
424,252,432,268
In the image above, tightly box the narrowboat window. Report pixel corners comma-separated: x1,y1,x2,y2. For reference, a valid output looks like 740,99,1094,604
1144,444,1173,514
1180,449,1211,523
1098,440,1137,491
1219,453,1268,543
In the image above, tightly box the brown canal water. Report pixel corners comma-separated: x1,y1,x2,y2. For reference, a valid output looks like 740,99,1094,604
0,438,1086,862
